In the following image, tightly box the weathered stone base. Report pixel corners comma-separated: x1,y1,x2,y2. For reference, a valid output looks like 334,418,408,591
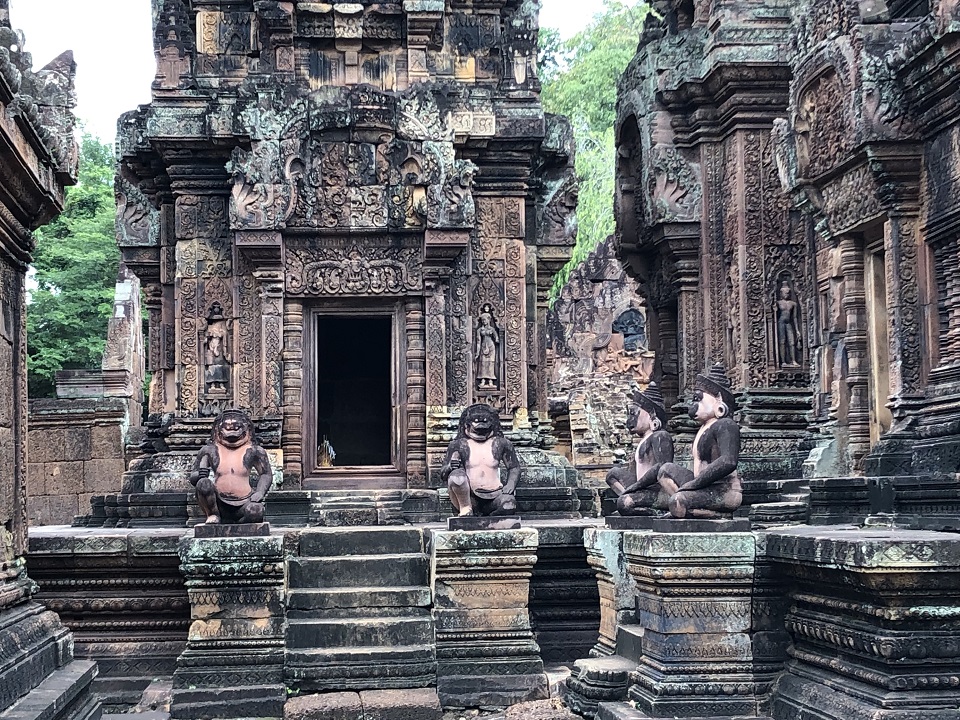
171,535,285,720
767,527,960,720
772,665,960,720
560,656,634,717
432,528,548,708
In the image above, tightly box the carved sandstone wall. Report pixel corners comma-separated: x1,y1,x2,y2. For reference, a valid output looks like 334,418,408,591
616,0,960,522
548,237,654,482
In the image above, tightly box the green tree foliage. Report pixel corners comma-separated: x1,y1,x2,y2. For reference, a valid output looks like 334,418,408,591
540,1,649,300
27,134,120,398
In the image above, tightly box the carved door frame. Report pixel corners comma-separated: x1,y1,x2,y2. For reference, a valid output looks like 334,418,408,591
302,300,407,489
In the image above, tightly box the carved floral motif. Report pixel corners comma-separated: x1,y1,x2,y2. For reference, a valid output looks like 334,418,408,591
286,240,423,296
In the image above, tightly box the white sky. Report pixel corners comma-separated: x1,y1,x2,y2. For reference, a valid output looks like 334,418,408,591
8,0,604,145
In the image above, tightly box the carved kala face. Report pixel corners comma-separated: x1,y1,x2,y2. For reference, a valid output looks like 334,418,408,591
689,390,722,424
217,415,250,448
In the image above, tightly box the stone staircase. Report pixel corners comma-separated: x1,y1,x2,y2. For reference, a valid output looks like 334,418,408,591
284,527,437,693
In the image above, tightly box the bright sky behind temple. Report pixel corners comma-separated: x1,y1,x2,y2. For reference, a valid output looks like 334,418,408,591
8,0,607,145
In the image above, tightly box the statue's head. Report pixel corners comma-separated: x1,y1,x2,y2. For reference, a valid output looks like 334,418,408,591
689,364,737,423
212,409,255,448
779,284,791,300
457,403,503,441
628,381,667,436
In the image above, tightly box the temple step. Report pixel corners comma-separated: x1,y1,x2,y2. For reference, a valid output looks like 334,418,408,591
0,659,100,720
288,586,431,611
298,526,424,556
614,624,644,663
288,554,429,588
284,527,437,693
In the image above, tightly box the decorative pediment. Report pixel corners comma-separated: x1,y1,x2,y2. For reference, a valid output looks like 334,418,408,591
227,87,476,232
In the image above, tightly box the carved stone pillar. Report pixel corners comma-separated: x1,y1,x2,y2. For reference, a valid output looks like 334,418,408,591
171,534,285,719
254,269,284,418
431,528,548,708
406,296,428,486
675,250,704,399
584,527,638,658
624,530,769,716
884,214,924,411
282,299,304,484
838,234,871,468
424,277,447,409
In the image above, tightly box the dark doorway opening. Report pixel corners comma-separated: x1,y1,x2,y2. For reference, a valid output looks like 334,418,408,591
316,315,392,466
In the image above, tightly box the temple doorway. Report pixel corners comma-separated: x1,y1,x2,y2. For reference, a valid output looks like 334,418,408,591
303,303,407,488
316,315,392,466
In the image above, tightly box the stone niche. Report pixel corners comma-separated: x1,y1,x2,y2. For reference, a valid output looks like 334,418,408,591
548,236,655,484
105,0,585,525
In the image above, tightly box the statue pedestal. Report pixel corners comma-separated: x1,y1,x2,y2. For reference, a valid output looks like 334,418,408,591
767,528,960,720
584,527,639,657
171,534,285,720
606,515,751,532
431,529,548,708
623,530,767,716
446,516,521,530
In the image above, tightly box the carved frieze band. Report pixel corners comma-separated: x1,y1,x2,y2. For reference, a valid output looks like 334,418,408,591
285,238,423,296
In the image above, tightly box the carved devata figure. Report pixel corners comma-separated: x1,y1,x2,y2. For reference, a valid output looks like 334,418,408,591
605,382,674,516
475,305,500,390
440,404,520,517
189,409,273,524
775,280,802,368
658,364,743,518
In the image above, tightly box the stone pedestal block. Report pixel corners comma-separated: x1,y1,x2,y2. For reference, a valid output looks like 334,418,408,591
171,534,285,720
584,527,638,657
623,530,769,717
431,528,548,708
767,527,960,720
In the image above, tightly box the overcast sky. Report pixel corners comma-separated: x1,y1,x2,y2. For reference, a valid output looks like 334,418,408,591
8,0,607,144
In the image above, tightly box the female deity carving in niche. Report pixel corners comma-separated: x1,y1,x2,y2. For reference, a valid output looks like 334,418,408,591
775,279,802,368
204,305,231,394
475,305,500,390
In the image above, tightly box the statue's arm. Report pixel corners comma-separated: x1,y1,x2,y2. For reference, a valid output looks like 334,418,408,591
249,447,273,502
684,420,739,490
624,433,674,492
497,438,521,495
189,446,214,487
606,461,635,496
439,440,461,483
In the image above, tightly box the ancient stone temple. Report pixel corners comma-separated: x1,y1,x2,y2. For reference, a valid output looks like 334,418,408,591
114,0,580,522
612,0,960,525
0,2,101,718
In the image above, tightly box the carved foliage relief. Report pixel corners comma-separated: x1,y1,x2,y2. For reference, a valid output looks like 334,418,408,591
285,237,423,296
795,71,853,179
227,89,476,234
